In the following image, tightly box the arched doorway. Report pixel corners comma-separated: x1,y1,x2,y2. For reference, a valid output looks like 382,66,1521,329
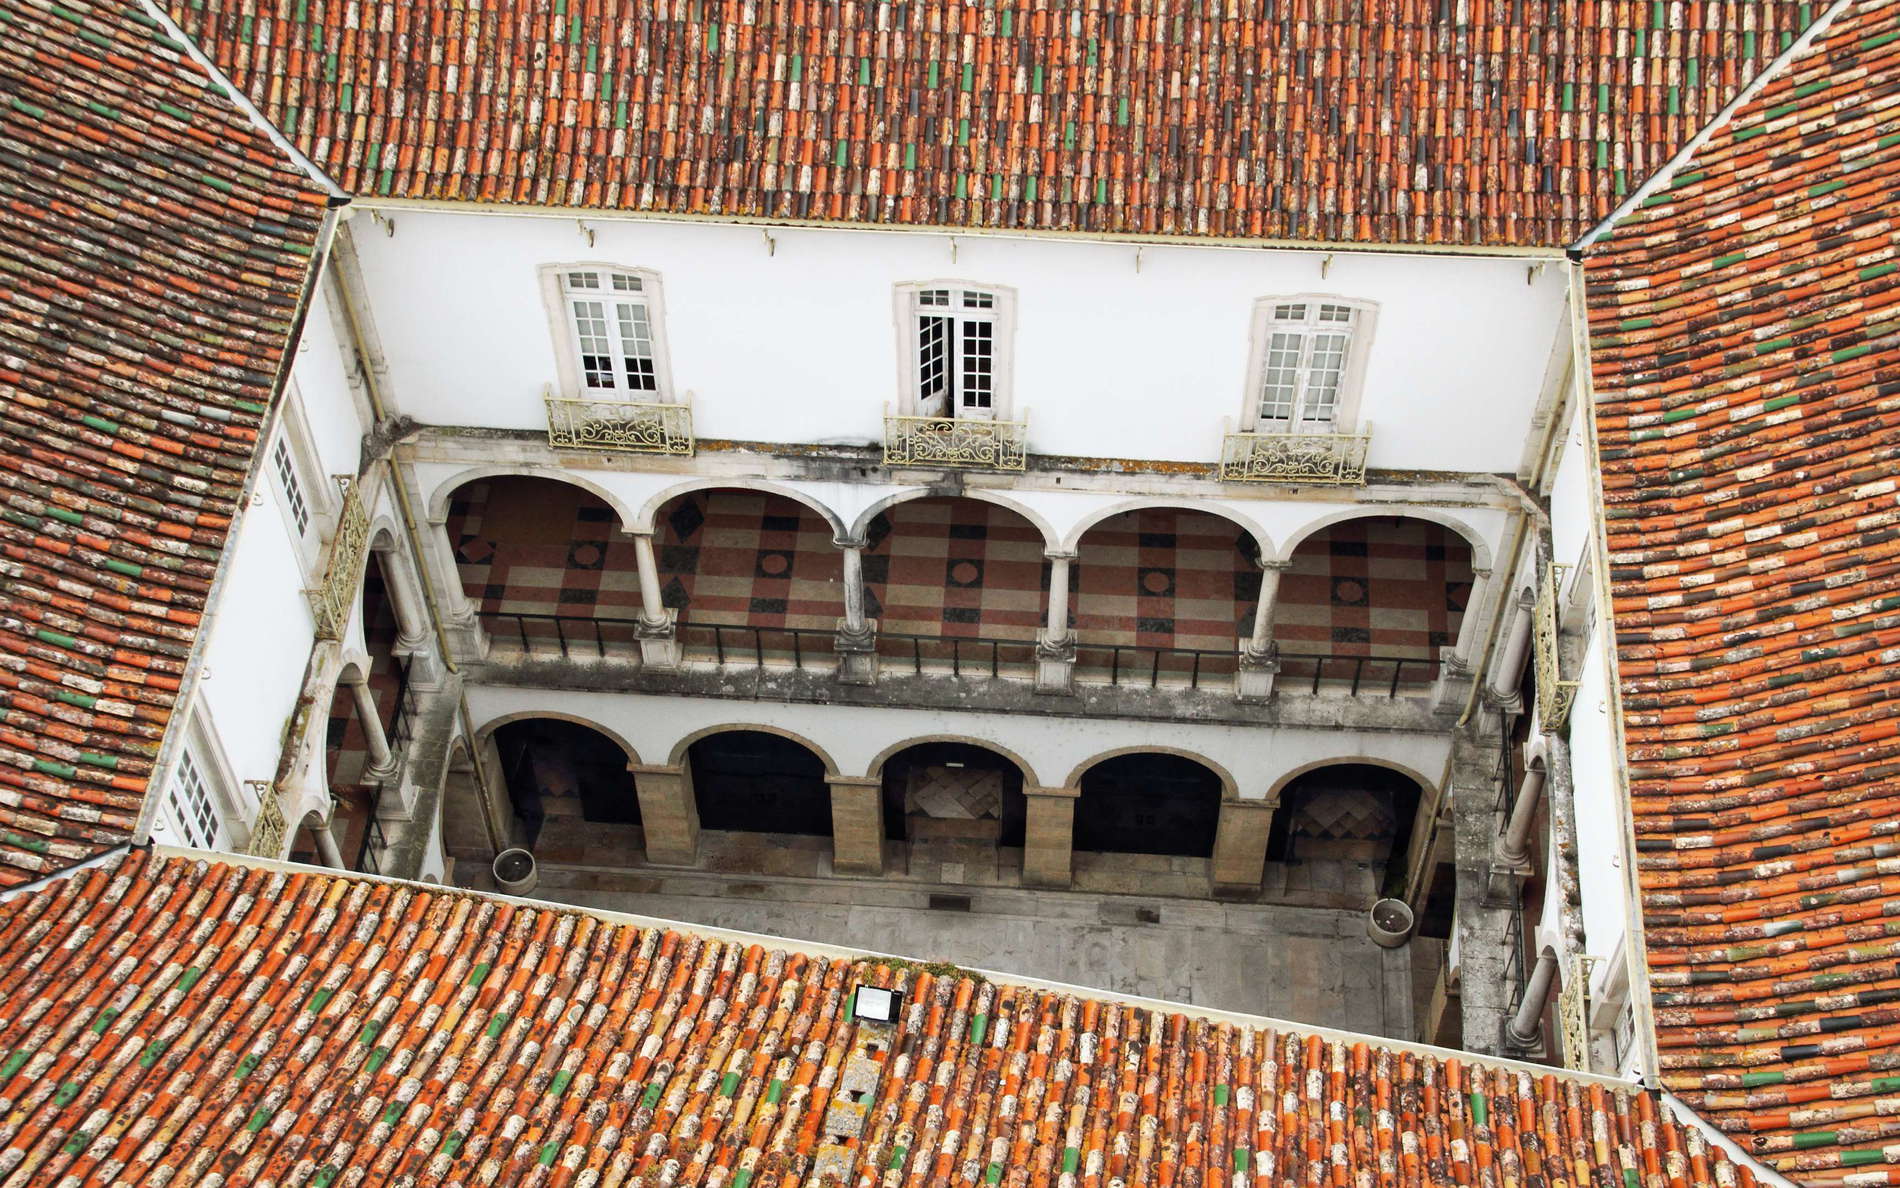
1267,763,1423,901
1074,753,1223,857
491,718,642,850
877,741,1029,881
687,730,832,836
443,475,643,657
1274,516,1474,692
649,487,845,668
1070,507,1257,687
863,496,1047,677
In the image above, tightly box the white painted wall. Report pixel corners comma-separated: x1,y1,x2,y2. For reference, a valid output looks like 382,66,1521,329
351,209,1568,473
463,684,1451,803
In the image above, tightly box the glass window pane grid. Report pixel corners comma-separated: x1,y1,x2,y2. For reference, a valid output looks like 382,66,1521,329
170,749,219,849
273,438,309,536
1256,302,1360,429
959,318,993,409
918,314,950,401
571,298,617,390
613,300,658,391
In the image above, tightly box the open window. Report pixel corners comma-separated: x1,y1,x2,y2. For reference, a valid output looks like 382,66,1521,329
897,283,1014,419
1243,296,1376,433
544,265,676,401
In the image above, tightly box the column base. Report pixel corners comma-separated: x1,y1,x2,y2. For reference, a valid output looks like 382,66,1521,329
1431,651,1476,716
636,610,681,670
1034,633,1076,695
1484,850,1534,905
834,619,879,686
1235,642,1280,703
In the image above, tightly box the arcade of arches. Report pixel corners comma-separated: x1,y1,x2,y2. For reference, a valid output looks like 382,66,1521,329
445,715,1431,913
443,477,1473,688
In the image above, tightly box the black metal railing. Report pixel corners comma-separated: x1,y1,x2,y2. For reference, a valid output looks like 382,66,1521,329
486,611,645,661
386,657,422,749
1073,642,1238,690
877,631,1038,679
354,813,386,875
678,621,837,670
1276,650,1438,698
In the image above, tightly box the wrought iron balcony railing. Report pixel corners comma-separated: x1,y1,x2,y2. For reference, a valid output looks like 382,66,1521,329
545,392,695,456
307,475,370,641
884,414,1028,471
241,780,289,859
1219,424,1372,485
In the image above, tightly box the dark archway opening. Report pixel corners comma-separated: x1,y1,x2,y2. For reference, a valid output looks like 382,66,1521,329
877,742,1028,846
688,731,832,836
1074,753,1223,857
492,719,641,847
1266,764,1423,891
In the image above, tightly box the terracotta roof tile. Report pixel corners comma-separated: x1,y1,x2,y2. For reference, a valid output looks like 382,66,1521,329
0,849,1756,1186
0,0,331,884
1583,0,1900,1180
167,0,1816,248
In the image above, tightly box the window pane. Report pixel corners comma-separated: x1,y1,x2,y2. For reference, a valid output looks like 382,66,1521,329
918,314,950,403
1258,329,1303,422
273,438,309,536
961,289,995,309
613,300,658,392
1300,330,1350,425
611,272,644,292
567,271,600,290
1318,303,1353,323
959,318,993,410
1272,302,1306,321
571,299,616,389
170,750,219,849
918,289,950,308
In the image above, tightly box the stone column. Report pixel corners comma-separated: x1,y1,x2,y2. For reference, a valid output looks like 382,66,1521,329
373,544,444,688
423,511,491,660
828,775,885,876
1506,949,1560,1048
1237,558,1292,702
1432,566,1491,714
346,671,401,783
314,819,347,869
629,531,681,668
1021,786,1079,887
632,761,699,865
1486,587,1537,707
1035,551,1077,694
1486,757,1547,902
1211,798,1278,895
833,537,878,686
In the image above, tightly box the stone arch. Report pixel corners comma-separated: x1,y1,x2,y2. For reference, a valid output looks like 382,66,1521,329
1275,507,1492,573
1068,748,1229,858
635,478,847,538
426,465,636,527
1264,756,1437,803
436,735,500,871
667,723,840,778
1064,746,1240,801
1059,498,1274,557
474,709,642,766
850,488,1058,551
1263,759,1431,877
677,725,837,840
865,734,1042,788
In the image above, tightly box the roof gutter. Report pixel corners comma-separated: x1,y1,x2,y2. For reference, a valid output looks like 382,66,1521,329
348,195,1572,263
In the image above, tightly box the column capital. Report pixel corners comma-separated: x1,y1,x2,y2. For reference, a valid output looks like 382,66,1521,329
629,761,687,777
826,774,882,788
1043,549,1078,562
1025,785,1081,799
1259,557,1295,572
833,535,870,551
1470,566,1493,581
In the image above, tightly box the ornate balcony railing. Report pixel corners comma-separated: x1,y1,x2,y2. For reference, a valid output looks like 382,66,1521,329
884,414,1028,471
241,780,289,859
1557,953,1600,1072
307,475,370,641
545,392,694,456
1533,561,1580,732
1219,424,1372,485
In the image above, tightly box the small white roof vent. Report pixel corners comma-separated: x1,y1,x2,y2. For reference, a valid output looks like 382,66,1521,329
853,984,902,1025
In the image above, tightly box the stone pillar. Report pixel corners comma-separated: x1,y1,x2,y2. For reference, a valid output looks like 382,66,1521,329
632,761,699,865
346,671,401,782
423,511,491,660
1211,798,1278,895
1035,551,1077,694
1486,587,1537,707
1237,558,1292,702
1506,949,1560,1048
834,537,878,686
1021,786,1079,887
1431,566,1490,714
629,531,681,668
1486,758,1547,902
828,775,885,876
314,819,347,869
372,544,445,688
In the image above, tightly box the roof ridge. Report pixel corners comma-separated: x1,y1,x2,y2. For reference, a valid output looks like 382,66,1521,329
1572,0,1861,254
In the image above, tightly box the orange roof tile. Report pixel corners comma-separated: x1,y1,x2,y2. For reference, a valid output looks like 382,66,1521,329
0,849,1757,1187
0,0,331,884
166,0,1817,248
1583,0,1900,1181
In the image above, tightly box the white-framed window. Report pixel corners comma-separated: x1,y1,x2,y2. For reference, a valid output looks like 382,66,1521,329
264,385,331,574
154,727,233,851
896,283,1015,419
1243,296,1377,433
273,435,311,537
545,265,676,400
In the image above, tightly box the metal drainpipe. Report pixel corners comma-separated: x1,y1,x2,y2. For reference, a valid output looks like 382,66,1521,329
325,224,507,854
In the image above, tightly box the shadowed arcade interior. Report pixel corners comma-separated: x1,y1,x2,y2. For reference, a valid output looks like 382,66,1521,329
1074,752,1225,858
